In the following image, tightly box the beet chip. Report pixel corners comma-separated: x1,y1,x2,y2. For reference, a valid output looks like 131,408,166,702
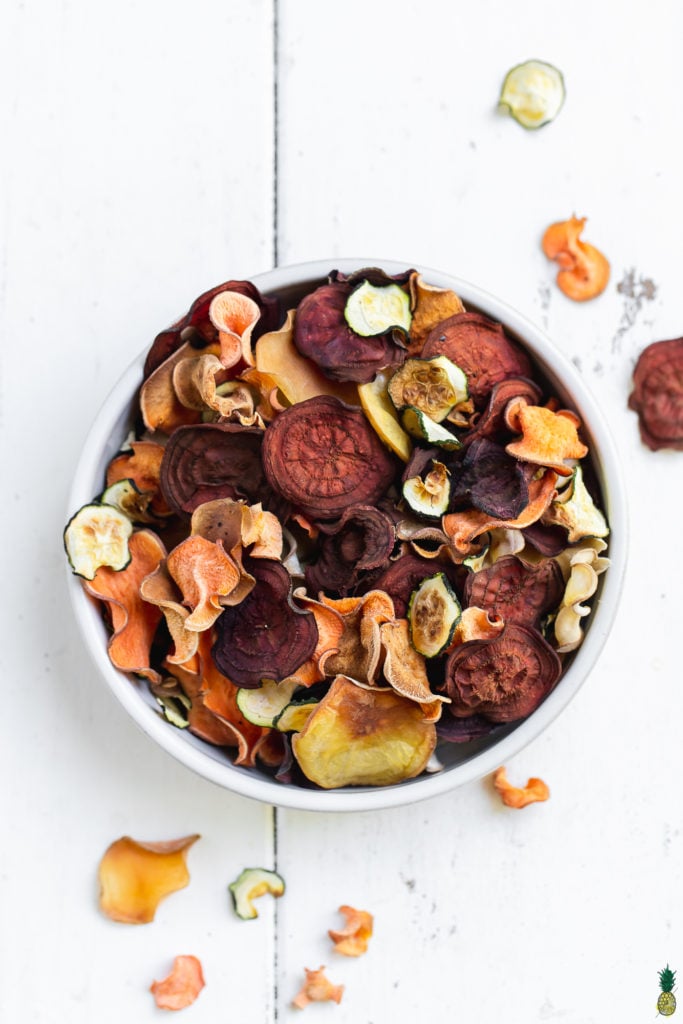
143,279,281,379
450,438,530,520
421,312,532,406
463,555,564,629
463,376,542,447
305,504,396,596
294,280,406,383
444,624,561,722
160,423,273,517
212,558,318,687
628,337,683,451
262,396,398,520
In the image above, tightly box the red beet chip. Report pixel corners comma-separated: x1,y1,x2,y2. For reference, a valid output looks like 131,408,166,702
293,281,406,383
212,559,318,688
521,521,569,556
463,555,564,629
362,552,465,617
421,312,532,406
159,423,271,516
450,438,530,520
261,396,398,521
628,337,683,451
143,279,281,379
444,624,561,723
463,376,542,447
305,504,396,596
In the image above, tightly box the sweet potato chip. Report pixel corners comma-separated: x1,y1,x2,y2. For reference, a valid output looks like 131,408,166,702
166,535,241,631
407,273,465,355
329,905,374,957
442,469,558,558
292,675,436,788
150,955,205,1010
106,441,171,517
140,562,199,665
84,529,166,682
505,401,588,476
290,590,345,686
542,215,610,302
292,966,344,1009
493,766,550,808
208,289,261,369
98,834,199,924
449,606,505,647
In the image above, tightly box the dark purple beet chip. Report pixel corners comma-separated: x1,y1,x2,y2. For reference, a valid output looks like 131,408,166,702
212,559,318,688
628,337,683,450
462,376,543,447
305,504,396,596
450,437,529,520
522,522,569,556
435,714,501,743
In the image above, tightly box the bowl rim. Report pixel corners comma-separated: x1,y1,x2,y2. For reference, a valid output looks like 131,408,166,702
66,257,628,812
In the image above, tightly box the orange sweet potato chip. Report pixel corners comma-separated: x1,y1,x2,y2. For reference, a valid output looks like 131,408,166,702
150,955,205,1010
505,400,588,476
208,289,261,369
290,590,345,686
493,766,550,808
98,834,199,924
329,905,374,957
442,469,558,558
106,441,170,517
292,966,344,1010
166,535,241,631
84,529,166,681
542,215,610,302
139,562,199,665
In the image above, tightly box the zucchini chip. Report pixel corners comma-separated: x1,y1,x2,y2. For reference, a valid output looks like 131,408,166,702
344,279,412,337
228,867,285,920
408,573,462,657
499,59,565,129
388,356,468,422
403,460,451,519
64,503,133,580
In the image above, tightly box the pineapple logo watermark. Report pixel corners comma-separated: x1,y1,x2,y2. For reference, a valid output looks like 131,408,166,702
657,966,677,1016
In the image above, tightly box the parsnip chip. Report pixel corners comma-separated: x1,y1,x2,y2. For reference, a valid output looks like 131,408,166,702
505,401,588,476
172,353,262,426
442,469,558,558
191,497,282,565
292,675,436,788
292,966,344,1010
553,554,603,653
98,834,199,924
166,535,241,631
542,463,609,542
380,619,449,713
84,529,166,682
150,955,205,1010
140,341,219,434
408,272,465,355
493,766,550,808
320,591,396,685
255,309,360,406
329,905,374,957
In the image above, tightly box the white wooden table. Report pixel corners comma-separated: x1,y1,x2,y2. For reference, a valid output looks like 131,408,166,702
3,1,683,1020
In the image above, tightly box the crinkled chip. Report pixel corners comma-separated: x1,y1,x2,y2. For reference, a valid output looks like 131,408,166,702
98,834,199,924
505,400,588,475
463,555,564,629
150,955,205,1011
493,766,550,808
292,675,436,788
380,619,449,713
328,905,374,956
292,966,344,1009
166,535,241,631
541,463,609,542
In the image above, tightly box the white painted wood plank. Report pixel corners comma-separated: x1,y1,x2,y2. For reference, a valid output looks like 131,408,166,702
0,1,276,1021
274,1,683,1020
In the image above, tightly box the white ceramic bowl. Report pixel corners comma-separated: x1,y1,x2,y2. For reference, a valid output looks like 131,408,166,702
67,258,627,812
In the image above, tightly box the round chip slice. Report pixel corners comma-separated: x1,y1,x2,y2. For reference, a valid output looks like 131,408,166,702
345,280,412,337
64,503,133,580
499,59,565,129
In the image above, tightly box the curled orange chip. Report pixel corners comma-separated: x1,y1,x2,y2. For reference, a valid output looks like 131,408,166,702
98,834,199,924
84,529,166,681
329,905,374,957
320,591,396,685
292,966,344,1010
106,441,171,517
542,215,610,301
208,288,261,369
166,535,241,631
493,766,550,808
505,401,588,476
150,954,205,1011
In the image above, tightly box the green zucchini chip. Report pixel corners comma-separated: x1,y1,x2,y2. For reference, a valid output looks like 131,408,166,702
235,677,302,728
499,59,565,130
401,406,462,450
100,478,158,524
273,698,320,733
388,356,469,422
64,503,134,580
228,867,285,920
408,572,462,658
403,460,451,518
344,280,412,337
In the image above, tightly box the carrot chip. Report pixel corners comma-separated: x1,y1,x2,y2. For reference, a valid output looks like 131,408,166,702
329,905,374,957
150,954,205,1011
292,966,344,1009
493,766,550,808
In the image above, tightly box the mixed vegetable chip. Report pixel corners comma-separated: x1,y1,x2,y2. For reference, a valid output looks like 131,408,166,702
66,268,611,790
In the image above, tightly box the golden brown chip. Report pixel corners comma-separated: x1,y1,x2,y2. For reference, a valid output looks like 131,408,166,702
139,562,199,665
408,272,466,355
140,341,219,434
380,619,449,715
98,834,199,924
329,905,374,957
493,766,550,808
320,591,396,685
150,955,205,1010
292,966,344,1010
292,675,436,788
